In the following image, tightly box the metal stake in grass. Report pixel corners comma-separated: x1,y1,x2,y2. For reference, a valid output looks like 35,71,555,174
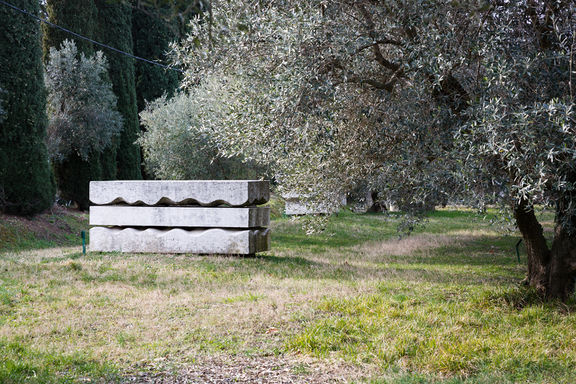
81,230,86,255
515,238,523,263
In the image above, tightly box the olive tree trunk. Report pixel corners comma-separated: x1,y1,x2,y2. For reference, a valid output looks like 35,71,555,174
514,199,576,301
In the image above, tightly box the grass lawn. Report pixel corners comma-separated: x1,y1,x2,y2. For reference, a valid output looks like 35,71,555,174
1,208,575,383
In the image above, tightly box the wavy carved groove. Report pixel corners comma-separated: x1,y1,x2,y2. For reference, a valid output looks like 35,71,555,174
98,197,265,207
89,180,270,207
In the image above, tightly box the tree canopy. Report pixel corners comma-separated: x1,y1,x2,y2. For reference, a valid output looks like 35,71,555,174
139,91,266,180
164,0,575,299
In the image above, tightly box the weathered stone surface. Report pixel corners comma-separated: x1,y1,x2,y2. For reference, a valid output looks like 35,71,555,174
89,180,271,255
89,180,269,206
90,227,270,254
385,200,399,212
90,206,269,228
284,193,347,215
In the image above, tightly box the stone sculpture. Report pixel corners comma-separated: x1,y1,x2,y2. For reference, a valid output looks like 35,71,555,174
283,192,347,215
89,180,270,254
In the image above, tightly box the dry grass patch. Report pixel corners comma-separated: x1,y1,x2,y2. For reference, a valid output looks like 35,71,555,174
353,234,469,257
0,249,373,365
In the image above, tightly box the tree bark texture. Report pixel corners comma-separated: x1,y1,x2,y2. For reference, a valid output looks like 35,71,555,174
514,199,576,301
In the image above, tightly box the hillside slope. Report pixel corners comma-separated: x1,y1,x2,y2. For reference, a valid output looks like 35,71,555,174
0,207,88,253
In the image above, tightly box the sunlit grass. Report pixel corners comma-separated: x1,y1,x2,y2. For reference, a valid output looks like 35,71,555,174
0,207,573,383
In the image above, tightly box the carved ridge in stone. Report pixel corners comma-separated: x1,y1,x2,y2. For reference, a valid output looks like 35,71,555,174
90,197,267,207
89,180,270,207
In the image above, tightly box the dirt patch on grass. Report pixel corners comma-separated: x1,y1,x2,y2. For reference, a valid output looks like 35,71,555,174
353,234,472,258
125,355,363,383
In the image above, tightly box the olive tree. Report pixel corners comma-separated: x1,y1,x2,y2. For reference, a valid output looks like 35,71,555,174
45,40,122,210
45,40,122,162
167,0,575,299
457,2,576,299
138,90,265,180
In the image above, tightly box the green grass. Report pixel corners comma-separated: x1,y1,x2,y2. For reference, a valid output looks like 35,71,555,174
0,209,88,253
272,210,405,253
288,285,576,383
0,207,573,383
0,340,119,384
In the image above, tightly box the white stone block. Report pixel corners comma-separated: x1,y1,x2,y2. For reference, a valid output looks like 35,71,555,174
89,180,269,207
90,227,270,254
284,193,347,215
90,206,269,228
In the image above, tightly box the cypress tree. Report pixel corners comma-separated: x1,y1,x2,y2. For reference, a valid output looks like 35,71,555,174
53,156,103,210
132,5,180,114
95,0,142,180
44,0,103,210
43,0,97,59
0,0,56,215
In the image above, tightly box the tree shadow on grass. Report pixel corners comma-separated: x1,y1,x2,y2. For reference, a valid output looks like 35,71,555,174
73,239,523,288
230,252,520,286
17,233,524,291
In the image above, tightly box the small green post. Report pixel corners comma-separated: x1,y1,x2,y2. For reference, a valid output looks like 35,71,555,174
515,238,522,263
81,231,86,255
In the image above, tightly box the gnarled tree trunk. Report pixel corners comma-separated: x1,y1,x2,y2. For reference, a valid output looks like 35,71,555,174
547,188,576,300
514,199,550,292
514,199,576,301
548,227,576,300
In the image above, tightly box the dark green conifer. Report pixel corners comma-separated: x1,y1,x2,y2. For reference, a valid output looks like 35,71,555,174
132,5,180,114
0,0,56,215
43,0,97,59
95,0,142,180
132,3,180,178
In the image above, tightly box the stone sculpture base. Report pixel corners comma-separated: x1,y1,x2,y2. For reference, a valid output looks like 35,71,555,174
90,227,270,254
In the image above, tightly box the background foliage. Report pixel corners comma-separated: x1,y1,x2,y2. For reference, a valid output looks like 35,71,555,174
131,2,180,114
44,0,110,210
139,90,265,180
95,0,142,180
0,0,55,215
45,40,122,163
168,0,574,217
43,0,98,60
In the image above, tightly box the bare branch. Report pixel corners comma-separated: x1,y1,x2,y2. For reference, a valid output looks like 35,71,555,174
357,2,401,72
335,74,396,92
354,38,403,55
